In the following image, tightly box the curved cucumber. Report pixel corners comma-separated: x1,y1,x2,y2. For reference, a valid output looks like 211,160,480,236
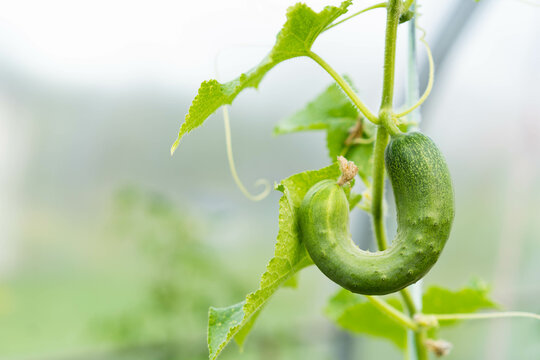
299,132,454,295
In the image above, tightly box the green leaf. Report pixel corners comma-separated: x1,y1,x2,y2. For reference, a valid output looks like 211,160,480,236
207,164,341,360
325,119,356,157
275,78,375,180
273,80,358,135
234,308,261,349
171,1,353,154
326,119,375,180
208,302,245,356
423,281,498,325
324,288,362,320
283,274,299,288
348,192,363,210
344,141,375,181
422,281,498,338
325,289,407,349
324,281,498,350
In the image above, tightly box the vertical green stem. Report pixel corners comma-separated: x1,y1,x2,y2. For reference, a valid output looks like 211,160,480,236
371,0,400,254
371,0,429,359
400,289,417,316
414,331,429,360
379,0,401,110
401,288,429,360
371,126,389,250
371,0,400,250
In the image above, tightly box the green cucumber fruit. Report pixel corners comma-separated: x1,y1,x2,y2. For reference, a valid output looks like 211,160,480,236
299,132,454,295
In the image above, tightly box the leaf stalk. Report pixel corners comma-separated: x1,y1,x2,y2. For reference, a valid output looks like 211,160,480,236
430,311,540,322
366,296,419,331
307,51,379,124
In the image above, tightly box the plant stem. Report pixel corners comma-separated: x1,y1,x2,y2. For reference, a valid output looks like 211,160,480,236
371,0,400,249
398,289,428,360
414,331,429,360
372,1,430,359
371,0,400,254
400,288,416,315
308,51,379,124
431,312,540,322
403,0,415,12
380,0,400,110
366,296,418,331
371,126,389,249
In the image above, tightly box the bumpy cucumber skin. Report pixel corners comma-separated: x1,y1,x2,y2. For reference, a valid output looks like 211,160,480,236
299,132,454,295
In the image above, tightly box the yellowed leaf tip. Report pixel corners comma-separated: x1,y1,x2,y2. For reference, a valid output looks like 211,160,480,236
170,139,180,156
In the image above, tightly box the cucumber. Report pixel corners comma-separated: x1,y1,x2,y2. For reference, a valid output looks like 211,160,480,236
299,132,454,295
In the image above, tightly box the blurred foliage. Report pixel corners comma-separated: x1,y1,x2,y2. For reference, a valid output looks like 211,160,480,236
325,280,498,352
91,187,249,359
326,290,406,349
0,186,336,360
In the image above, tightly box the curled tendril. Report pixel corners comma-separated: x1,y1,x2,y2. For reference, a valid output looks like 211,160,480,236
395,24,434,119
222,106,271,201
214,49,271,202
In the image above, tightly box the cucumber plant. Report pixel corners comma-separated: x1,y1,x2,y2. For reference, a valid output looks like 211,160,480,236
170,1,540,359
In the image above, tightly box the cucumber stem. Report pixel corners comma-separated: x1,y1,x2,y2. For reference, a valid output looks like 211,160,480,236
366,295,419,331
372,1,429,359
371,126,389,250
379,0,400,110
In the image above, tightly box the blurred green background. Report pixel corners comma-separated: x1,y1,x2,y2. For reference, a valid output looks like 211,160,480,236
0,0,539,359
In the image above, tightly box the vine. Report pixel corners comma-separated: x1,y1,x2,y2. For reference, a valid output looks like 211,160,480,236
396,25,434,119
170,1,540,359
